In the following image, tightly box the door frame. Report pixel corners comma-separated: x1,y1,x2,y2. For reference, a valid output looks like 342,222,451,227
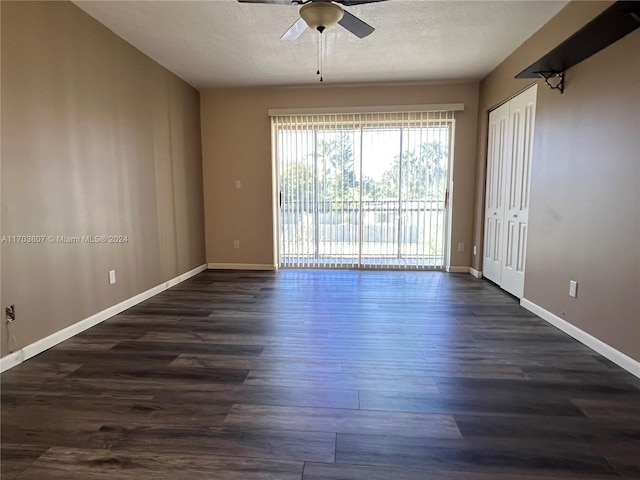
271,109,459,270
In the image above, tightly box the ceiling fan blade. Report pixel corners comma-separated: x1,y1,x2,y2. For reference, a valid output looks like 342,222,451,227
281,17,308,40
237,0,295,4
334,0,387,6
338,10,375,38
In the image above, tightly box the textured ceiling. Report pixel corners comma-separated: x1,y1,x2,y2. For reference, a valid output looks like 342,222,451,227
73,0,568,88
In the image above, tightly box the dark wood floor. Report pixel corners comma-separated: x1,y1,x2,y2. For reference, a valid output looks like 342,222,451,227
2,269,640,479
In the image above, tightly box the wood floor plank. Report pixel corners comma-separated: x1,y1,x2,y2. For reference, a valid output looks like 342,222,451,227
433,375,639,403
302,461,608,480
224,404,461,438
335,433,621,477
29,350,180,368
454,413,640,447
236,385,360,409
358,390,586,417
1,375,246,398
571,397,640,419
259,345,428,361
0,361,82,379
2,394,231,428
170,353,342,372
244,370,439,392
44,337,119,351
15,447,303,480
92,425,336,462
110,341,264,356
340,364,528,380
150,384,360,409
142,331,329,346
121,306,213,317
66,364,250,385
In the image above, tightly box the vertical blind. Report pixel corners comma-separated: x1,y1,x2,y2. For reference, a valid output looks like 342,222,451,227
272,109,456,270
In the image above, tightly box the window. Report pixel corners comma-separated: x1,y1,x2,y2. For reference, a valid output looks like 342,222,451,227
272,108,458,269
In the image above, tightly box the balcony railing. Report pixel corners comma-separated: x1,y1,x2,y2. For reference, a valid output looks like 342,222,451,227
280,199,446,268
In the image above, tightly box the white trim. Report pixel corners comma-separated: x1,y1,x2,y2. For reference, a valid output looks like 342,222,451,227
469,267,483,279
446,266,469,274
443,122,455,273
268,104,464,116
271,120,281,270
521,298,640,379
207,263,275,271
0,264,207,373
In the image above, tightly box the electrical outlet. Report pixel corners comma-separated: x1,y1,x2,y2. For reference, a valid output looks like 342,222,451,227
233,240,240,249
569,280,578,298
109,270,116,285
5,304,15,323
457,242,464,252
234,180,241,190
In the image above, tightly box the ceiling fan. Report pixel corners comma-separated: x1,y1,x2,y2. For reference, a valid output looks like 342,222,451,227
237,0,387,40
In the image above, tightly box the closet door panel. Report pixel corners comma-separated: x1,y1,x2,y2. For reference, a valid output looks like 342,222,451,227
483,102,509,284
500,85,537,298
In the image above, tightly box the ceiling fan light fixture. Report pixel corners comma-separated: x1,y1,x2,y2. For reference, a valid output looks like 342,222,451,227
300,2,344,32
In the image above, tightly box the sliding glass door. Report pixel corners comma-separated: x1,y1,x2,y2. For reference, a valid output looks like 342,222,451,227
273,111,453,270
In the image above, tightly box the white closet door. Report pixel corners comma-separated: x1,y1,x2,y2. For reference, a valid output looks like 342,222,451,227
500,84,537,298
483,102,509,284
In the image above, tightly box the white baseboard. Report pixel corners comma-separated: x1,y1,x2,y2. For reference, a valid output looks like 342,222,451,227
446,266,469,274
0,263,207,373
207,263,275,271
469,267,483,279
521,298,640,379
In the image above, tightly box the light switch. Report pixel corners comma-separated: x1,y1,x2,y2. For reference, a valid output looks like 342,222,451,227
569,280,578,298
234,180,241,190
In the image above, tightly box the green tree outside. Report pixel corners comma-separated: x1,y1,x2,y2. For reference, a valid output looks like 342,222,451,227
280,131,448,205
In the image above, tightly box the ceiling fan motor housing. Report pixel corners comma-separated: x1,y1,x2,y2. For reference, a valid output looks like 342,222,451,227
300,2,344,32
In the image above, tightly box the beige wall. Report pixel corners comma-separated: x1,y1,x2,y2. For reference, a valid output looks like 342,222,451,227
201,83,479,268
473,1,640,360
1,1,206,358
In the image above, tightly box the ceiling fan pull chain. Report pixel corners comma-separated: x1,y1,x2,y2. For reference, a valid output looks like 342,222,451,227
319,31,324,82
317,31,321,76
